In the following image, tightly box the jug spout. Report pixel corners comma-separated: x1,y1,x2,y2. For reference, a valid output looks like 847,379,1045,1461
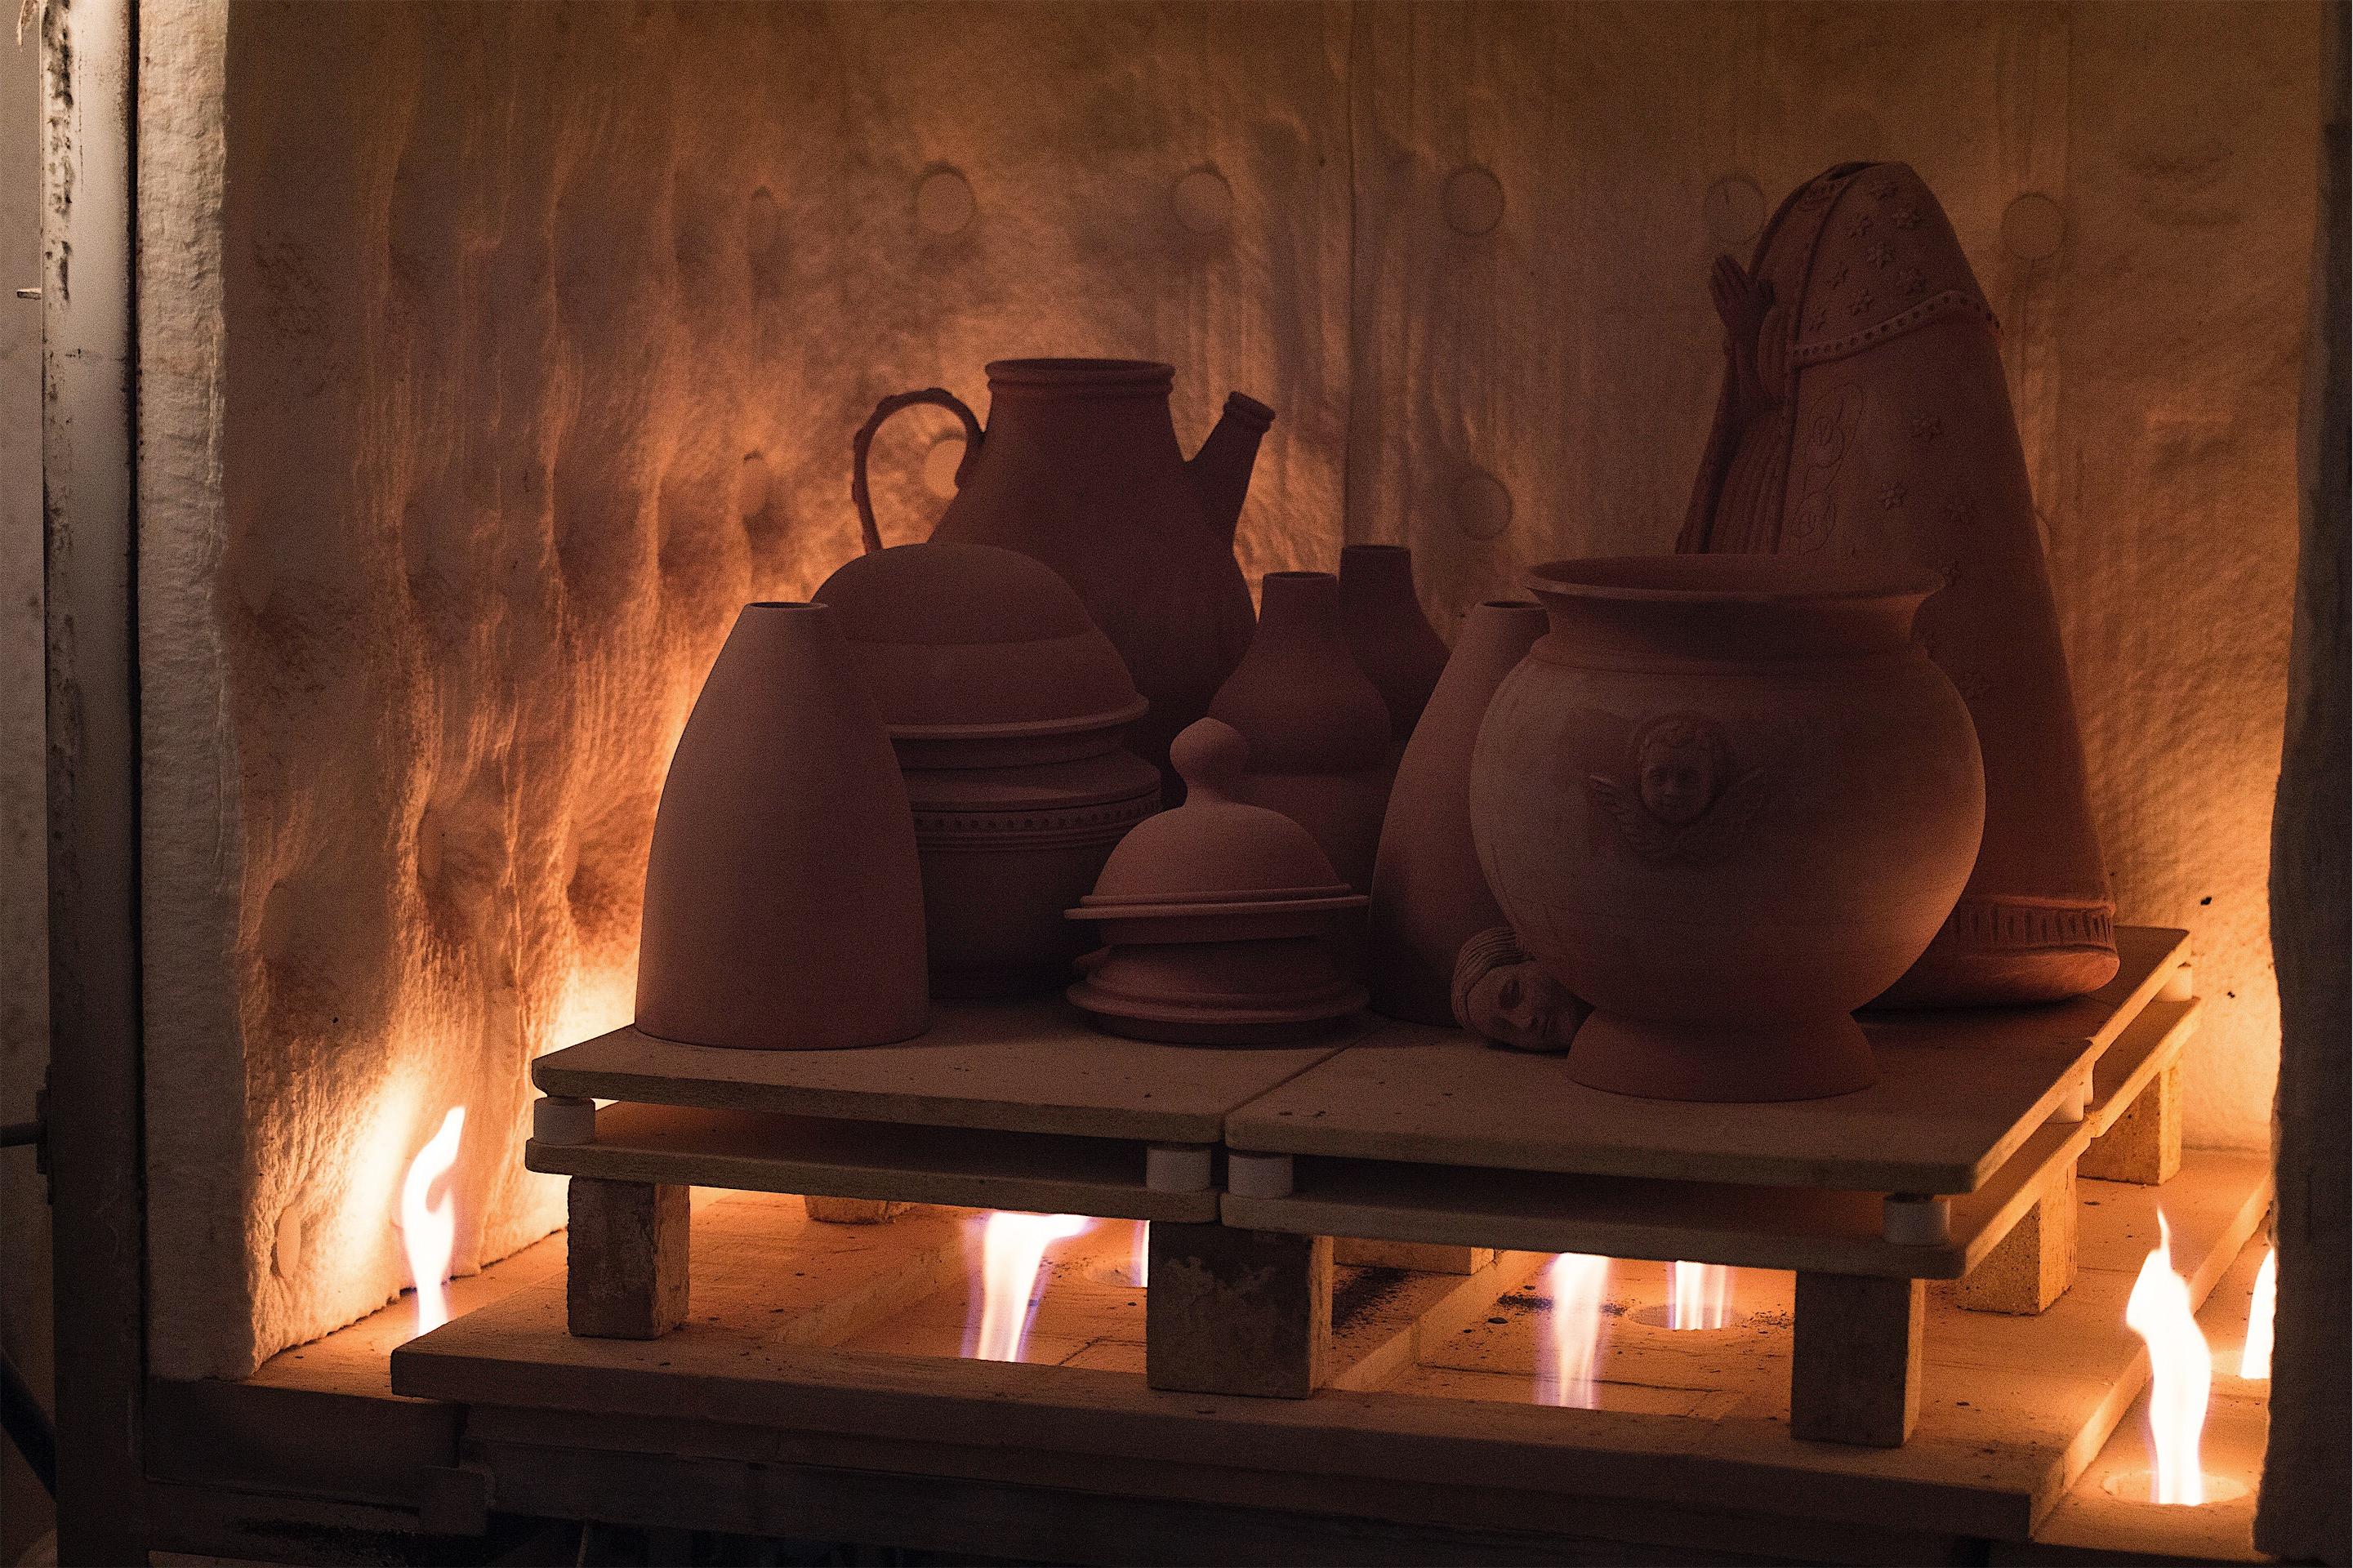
1187,392,1276,545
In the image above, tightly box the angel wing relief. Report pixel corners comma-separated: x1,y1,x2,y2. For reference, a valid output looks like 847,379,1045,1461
1585,713,1768,867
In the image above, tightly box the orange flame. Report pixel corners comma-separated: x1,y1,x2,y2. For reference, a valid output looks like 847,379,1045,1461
2123,1213,2212,1504
1538,1253,1611,1409
2239,1247,2275,1380
1669,1261,1731,1330
399,1106,466,1336
968,1212,1090,1362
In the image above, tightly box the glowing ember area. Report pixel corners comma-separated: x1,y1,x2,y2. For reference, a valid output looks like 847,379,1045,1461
2239,1247,2275,1379
967,1212,1091,1362
1537,1253,1611,1409
399,1106,466,1337
2123,1214,2213,1504
1669,1261,1732,1330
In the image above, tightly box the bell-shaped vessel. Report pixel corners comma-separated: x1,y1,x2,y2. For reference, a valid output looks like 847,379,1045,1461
1368,599,1550,1024
635,603,928,1049
853,359,1273,801
1208,571,1396,891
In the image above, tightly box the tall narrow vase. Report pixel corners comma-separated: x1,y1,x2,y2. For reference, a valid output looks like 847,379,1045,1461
1339,544,1451,745
635,602,928,1049
1207,571,1396,891
1367,599,1550,1024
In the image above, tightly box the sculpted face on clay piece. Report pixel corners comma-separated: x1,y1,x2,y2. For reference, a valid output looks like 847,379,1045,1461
853,359,1273,804
1682,162,2117,1006
1468,555,1985,1102
1451,924,1589,1054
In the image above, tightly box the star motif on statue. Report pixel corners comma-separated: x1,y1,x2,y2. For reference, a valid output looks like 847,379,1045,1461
1873,179,1902,203
1807,308,1829,332
1936,557,1964,588
1911,414,1943,443
1829,264,1850,289
1880,482,1907,510
1899,270,1928,296
1849,291,1875,315
1943,495,1975,524
1850,215,1877,238
1892,203,1925,230
1866,240,1896,268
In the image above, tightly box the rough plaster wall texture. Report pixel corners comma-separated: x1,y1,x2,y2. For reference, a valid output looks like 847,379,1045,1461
150,0,1350,1377
1348,1,2319,1149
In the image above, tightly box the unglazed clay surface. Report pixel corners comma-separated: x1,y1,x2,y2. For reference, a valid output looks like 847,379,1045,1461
136,0,2320,1374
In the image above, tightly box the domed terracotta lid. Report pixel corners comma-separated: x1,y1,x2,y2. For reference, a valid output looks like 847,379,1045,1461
1075,719,1366,921
814,542,1147,743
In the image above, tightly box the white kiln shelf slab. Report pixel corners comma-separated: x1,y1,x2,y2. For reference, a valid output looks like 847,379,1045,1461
1225,926,2187,1195
527,1102,1219,1223
533,998,1357,1144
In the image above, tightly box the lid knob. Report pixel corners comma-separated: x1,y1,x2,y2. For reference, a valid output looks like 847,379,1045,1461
1170,718,1248,804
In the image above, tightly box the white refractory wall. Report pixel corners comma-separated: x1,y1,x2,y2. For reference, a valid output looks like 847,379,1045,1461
136,0,2321,1376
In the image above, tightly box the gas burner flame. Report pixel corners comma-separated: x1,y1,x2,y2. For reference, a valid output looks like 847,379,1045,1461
2123,1212,2212,1504
2239,1246,2275,1380
1537,1253,1610,1409
1669,1261,1732,1330
399,1106,466,1337
967,1211,1090,1362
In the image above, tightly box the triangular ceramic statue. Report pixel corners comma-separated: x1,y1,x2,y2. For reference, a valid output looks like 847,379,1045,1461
1680,161,2117,1005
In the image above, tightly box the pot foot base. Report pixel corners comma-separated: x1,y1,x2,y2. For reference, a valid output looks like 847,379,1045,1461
1566,1011,1878,1102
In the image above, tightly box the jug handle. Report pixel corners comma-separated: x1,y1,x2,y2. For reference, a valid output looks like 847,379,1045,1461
851,388,983,555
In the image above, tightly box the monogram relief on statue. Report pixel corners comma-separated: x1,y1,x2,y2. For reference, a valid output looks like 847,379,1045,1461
1587,714,1767,866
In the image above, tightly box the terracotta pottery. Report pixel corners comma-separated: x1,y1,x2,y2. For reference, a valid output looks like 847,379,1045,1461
1468,556,1985,1102
1366,599,1551,1024
852,359,1273,802
1681,160,2117,1006
1339,544,1451,744
1451,924,1591,1054
1067,719,1367,1045
813,541,1161,998
635,602,927,1049
1206,571,1396,891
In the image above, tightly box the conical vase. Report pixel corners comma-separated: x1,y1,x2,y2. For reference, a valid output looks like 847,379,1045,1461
1339,545,1451,745
1207,571,1395,891
1368,599,1549,1024
635,602,928,1049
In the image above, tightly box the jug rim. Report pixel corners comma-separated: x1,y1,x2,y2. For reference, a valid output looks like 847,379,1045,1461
1528,555,1939,605
987,358,1176,390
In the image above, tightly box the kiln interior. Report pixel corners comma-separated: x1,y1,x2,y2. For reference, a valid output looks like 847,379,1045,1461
11,2,2345,1564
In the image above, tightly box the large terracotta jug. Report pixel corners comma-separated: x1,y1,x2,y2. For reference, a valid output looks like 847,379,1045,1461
636,602,928,1049
1681,162,2116,1006
853,359,1274,803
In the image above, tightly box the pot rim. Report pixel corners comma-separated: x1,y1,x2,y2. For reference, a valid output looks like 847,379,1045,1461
1526,555,1940,605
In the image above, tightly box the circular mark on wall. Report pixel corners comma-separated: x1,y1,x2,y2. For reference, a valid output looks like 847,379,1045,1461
922,434,969,498
1705,176,1767,248
1452,466,1513,541
916,168,975,235
2002,193,2066,261
1442,166,1505,236
1172,167,1234,234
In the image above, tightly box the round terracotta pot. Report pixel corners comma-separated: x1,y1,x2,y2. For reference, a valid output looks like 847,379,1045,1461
636,602,928,1049
1468,557,1985,1101
814,542,1161,998
1207,571,1396,891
